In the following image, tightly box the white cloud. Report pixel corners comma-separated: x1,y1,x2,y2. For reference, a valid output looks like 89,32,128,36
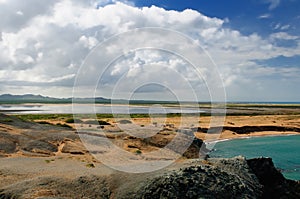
0,0,299,101
270,32,298,40
258,13,271,19
273,23,291,31
79,36,98,49
280,24,290,30
16,10,23,16
266,0,281,10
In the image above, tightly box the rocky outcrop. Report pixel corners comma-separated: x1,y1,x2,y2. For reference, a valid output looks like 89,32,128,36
0,114,79,157
119,157,262,198
1,157,299,199
247,157,300,199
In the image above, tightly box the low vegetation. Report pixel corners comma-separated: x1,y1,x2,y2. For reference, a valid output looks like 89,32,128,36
65,118,83,123
86,163,95,168
56,123,73,129
135,149,142,154
1,118,13,123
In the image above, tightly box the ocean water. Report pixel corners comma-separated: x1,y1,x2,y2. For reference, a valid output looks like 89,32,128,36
210,135,300,180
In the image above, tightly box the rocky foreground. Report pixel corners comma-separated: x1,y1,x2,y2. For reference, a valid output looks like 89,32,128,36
0,113,300,198
0,156,299,198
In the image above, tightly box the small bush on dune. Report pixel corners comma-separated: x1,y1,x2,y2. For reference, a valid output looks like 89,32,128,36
86,163,95,168
98,120,110,125
56,123,73,129
135,149,142,155
83,120,111,125
65,118,83,123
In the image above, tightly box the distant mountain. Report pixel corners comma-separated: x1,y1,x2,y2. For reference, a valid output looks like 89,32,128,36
0,94,111,104
0,94,56,102
0,94,53,100
0,94,182,104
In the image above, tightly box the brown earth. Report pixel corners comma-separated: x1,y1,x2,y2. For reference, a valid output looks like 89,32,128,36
0,112,300,198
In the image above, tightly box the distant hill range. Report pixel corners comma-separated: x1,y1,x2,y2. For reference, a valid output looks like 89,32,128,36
0,94,179,104
0,94,110,104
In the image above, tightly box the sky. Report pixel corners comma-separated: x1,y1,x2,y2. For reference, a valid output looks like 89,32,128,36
0,0,299,102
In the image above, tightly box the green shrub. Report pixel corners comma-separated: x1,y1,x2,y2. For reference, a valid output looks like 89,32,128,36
45,159,54,163
56,123,73,129
65,118,82,123
86,163,95,168
2,118,13,123
98,120,110,125
135,149,142,155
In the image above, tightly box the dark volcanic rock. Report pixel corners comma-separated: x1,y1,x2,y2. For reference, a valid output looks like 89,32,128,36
21,140,57,155
0,138,16,154
0,132,17,154
116,157,263,199
247,157,300,199
124,165,261,198
183,138,210,159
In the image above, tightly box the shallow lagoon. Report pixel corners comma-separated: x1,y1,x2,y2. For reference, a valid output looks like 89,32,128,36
210,135,300,180
0,104,203,114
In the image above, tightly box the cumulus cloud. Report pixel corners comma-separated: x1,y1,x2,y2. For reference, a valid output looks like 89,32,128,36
0,0,299,100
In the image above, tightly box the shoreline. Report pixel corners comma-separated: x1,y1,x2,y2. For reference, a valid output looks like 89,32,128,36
206,132,300,144
218,130,299,140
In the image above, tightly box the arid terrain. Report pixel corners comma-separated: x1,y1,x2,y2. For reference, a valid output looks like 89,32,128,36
0,104,300,198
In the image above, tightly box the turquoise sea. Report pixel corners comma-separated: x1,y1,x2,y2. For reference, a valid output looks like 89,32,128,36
210,135,300,180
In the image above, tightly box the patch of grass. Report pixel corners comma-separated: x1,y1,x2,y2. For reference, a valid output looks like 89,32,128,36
1,118,13,122
14,113,201,124
16,114,73,121
86,163,95,168
130,114,150,118
56,123,73,129
45,159,55,163
96,114,114,119
135,149,142,155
